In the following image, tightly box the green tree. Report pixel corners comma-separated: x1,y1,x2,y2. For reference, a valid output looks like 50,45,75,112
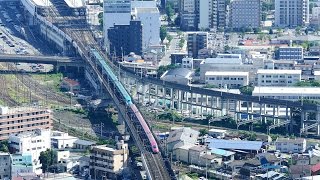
177,30,183,38
199,129,208,136
165,2,174,22
0,141,8,152
240,85,254,95
224,45,231,52
39,149,57,173
269,28,274,34
160,26,167,43
179,38,185,49
253,28,261,34
167,34,173,43
247,133,257,141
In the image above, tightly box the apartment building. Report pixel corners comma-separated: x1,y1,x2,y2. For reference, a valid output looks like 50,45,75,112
180,0,198,31
0,106,52,140
275,0,309,27
256,69,302,86
205,71,249,89
8,129,51,176
0,152,10,180
229,0,261,30
275,47,304,61
11,153,41,178
275,138,307,153
187,32,208,58
90,141,128,179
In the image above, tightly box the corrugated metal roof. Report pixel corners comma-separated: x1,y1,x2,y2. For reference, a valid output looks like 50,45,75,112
211,148,235,157
207,139,263,151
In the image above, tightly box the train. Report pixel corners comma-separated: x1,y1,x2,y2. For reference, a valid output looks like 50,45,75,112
90,49,159,153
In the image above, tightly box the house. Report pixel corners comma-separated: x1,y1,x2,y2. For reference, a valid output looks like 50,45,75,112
61,78,80,93
206,139,265,155
51,131,78,149
160,68,193,85
208,129,227,138
210,148,235,162
289,165,311,179
275,138,306,153
167,127,199,152
312,163,320,175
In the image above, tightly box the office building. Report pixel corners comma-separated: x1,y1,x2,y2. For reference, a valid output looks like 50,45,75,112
8,129,51,176
0,152,10,180
229,0,261,30
275,0,309,27
104,0,160,52
275,47,304,61
256,69,302,86
275,138,306,153
0,106,52,140
108,21,142,55
90,141,128,179
205,71,249,89
187,32,208,58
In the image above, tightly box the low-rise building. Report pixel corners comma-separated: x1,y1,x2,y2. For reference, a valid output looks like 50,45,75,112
8,129,51,176
205,71,249,89
275,47,304,61
51,131,78,149
0,106,52,140
256,69,302,86
167,127,199,152
0,152,10,180
90,141,128,179
61,78,80,93
11,153,42,178
315,71,320,81
160,68,193,85
208,129,227,138
275,138,306,153
252,87,320,101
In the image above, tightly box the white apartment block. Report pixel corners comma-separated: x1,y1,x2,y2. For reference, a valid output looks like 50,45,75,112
11,153,42,177
51,131,78,149
8,129,51,175
311,7,320,25
205,71,249,89
275,138,306,153
199,0,213,30
90,141,128,179
256,69,302,86
275,0,309,27
0,152,10,180
229,0,261,29
132,7,160,50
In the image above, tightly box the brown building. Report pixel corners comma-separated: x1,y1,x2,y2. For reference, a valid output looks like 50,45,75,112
0,106,52,140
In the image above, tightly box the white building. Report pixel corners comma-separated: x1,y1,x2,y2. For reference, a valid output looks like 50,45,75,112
161,68,193,85
275,0,309,27
315,71,320,81
104,0,160,52
132,7,160,50
51,131,78,149
252,87,320,101
311,7,320,25
205,71,249,89
229,0,261,29
198,0,213,30
275,138,306,153
0,152,10,180
8,129,51,176
256,69,302,86
208,129,227,138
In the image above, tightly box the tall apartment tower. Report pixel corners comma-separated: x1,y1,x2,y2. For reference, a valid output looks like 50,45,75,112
229,0,261,30
180,0,226,31
103,0,131,53
275,0,309,27
187,32,208,58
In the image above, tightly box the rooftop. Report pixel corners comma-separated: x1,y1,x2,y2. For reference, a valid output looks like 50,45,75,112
207,139,264,151
74,139,96,146
64,0,84,8
315,71,320,76
205,71,249,76
0,106,50,115
209,129,227,133
167,127,199,144
161,68,193,79
276,138,306,144
252,87,320,96
211,148,235,157
32,0,52,7
257,69,301,74
134,7,159,13
190,145,207,152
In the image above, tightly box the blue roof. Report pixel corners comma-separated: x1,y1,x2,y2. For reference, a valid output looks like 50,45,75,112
211,148,235,157
207,139,263,151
